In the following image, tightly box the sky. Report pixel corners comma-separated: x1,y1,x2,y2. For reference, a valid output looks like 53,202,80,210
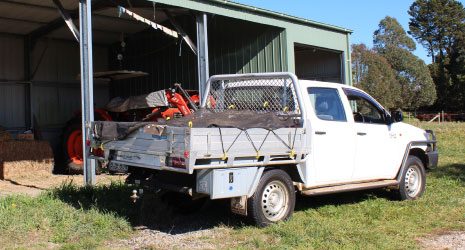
233,0,465,64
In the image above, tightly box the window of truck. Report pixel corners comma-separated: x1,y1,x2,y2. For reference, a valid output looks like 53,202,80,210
307,88,346,121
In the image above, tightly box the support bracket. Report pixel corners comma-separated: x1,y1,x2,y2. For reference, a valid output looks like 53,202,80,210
53,0,80,42
164,10,197,55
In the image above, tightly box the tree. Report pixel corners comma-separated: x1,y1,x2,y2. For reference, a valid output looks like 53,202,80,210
438,33,465,109
352,44,402,110
408,0,465,63
374,16,416,52
408,0,465,110
374,16,437,110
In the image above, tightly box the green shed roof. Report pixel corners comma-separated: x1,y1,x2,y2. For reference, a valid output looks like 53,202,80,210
192,0,353,33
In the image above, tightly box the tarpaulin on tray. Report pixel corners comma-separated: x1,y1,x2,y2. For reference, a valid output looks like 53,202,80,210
93,109,301,140
105,90,168,112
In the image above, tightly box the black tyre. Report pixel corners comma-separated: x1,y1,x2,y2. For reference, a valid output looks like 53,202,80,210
247,169,296,227
396,155,426,200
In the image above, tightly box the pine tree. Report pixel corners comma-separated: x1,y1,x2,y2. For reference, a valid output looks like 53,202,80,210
374,16,437,110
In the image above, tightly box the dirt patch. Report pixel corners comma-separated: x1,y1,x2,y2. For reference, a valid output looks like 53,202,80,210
420,230,465,250
107,227,233,250
0,172,127,197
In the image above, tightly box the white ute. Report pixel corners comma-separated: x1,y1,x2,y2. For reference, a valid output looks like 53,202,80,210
89,72,438,226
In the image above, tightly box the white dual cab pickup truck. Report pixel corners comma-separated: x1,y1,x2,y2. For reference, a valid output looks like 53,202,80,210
89,72,438,226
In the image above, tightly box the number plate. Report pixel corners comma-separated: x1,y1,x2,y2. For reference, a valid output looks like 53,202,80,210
109,162,129,173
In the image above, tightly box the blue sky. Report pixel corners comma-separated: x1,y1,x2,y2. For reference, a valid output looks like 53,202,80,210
233,0,465,64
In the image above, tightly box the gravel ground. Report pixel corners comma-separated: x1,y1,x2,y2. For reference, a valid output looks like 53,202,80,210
104,195,244,250
107,227,233,250
421,231,465,250
107,227,465,250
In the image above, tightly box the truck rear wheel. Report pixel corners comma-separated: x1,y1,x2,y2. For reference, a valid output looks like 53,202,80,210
396,155,426,200
247,169,295,226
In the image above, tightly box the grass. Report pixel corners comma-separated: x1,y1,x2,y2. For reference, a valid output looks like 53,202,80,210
232,120,465,249
0,181,135,249
0,121,464,249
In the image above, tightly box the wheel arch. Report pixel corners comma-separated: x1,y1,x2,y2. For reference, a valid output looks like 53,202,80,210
267,164,304,183
409,147,429,169
247,164,303,198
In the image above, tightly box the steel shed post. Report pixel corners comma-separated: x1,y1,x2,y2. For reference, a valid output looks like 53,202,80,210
79,0,96,185
196,13,209,101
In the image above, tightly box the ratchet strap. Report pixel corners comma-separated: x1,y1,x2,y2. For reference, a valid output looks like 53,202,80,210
218,127,297,161
271,128,298,158
244,130,260,159
218,128,243,161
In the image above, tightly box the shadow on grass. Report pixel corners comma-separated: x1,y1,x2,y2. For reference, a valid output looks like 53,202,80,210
51,164,465,234
295,164,465,211
295,188,393,212
49,180,243,234
429,164,465,182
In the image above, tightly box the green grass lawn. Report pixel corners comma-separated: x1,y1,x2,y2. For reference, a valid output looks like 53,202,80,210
0,121,464,249
232,121,465,249
0,182,136,249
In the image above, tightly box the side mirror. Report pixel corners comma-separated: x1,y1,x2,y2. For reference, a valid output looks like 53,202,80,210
390,110,404,123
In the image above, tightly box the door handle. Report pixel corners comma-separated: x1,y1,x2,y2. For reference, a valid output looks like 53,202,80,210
315,131,326,135
357,132,367,136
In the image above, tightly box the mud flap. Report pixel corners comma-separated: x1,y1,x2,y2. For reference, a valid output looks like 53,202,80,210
231,196,247,216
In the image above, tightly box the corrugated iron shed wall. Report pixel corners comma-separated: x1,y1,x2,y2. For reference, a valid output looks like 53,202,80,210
0,35,109,130
31,39,108,82
152,0,352,85
209,16,286,75
110,15,287,97
0,36,24,81
295,45,343,83
110,25,198,98
0,82,26,128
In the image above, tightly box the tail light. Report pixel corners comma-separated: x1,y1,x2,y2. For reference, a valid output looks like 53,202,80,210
167,157,186,169
91,148,104,157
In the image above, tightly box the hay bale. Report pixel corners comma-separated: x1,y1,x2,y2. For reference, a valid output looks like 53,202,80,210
0,140,54,180
0,126,11,141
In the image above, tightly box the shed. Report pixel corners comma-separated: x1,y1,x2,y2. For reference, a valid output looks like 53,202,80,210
0,0,352,171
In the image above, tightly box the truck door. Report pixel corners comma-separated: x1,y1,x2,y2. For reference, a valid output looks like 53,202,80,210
307,87,356,185
343,88,397,180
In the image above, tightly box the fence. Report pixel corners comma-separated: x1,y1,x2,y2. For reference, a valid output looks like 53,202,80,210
405,111,465,123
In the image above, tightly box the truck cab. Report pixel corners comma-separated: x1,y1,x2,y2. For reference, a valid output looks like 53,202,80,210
300,81,437,189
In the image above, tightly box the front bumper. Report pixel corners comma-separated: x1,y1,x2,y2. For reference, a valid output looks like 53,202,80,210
425,129,438,169
427,151,439,168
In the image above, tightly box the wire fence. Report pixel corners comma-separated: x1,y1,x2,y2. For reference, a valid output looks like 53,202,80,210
404,111,465,122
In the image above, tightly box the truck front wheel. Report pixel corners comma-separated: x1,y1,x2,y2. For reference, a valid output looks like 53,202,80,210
247,169,295,226
396,155,426,200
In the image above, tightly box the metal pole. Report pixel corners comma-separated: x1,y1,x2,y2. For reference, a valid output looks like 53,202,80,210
196,13,209,102
79,0,95,185
346,32,352,86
